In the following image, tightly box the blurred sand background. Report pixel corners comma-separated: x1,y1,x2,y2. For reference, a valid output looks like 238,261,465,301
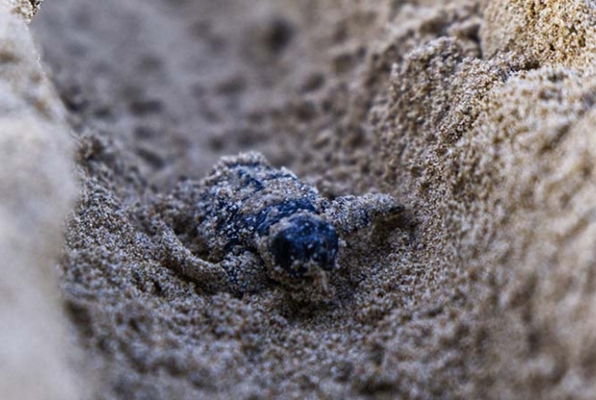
3,0,596,398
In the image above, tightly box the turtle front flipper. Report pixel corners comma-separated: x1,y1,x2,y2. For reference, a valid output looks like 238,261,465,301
157,223,229,294
325,193,404,235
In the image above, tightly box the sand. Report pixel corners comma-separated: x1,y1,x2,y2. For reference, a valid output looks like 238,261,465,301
2,0,596,398
0,1,81,399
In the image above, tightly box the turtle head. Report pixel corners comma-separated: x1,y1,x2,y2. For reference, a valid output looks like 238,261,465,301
264,214,339,282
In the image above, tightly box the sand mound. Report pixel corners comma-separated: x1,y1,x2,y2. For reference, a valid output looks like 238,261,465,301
0,1,80,399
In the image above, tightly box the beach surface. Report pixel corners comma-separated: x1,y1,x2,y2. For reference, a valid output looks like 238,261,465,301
2,0,596,398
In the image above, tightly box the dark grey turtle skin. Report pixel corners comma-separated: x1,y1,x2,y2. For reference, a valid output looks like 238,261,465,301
152,152,403,300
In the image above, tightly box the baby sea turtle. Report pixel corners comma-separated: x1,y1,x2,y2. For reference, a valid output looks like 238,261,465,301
150,152,403,301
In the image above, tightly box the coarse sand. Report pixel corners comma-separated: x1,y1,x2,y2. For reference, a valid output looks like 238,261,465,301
1,0,595,398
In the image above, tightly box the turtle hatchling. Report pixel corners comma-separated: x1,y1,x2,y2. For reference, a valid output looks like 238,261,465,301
151,152,404,301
